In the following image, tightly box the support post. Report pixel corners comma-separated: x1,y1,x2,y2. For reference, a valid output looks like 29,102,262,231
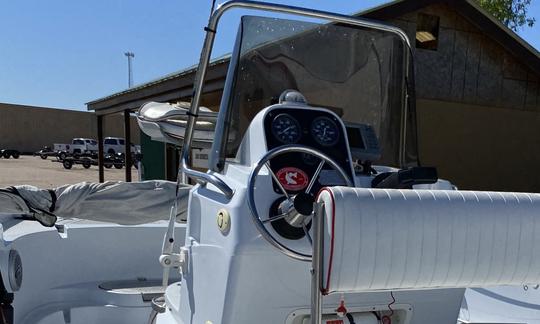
97,115,104,183
311,202,324,324
124,110,132,182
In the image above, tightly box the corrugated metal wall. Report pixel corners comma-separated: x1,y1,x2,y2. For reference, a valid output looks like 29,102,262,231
0,103,140,153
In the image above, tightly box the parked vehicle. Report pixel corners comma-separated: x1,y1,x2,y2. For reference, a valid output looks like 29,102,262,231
84,139,98,152
52,143,69,152
53,138,98,155
103,137,140,154
34,146,57,159
103,152,142,169
0,149,20,159
103,137,124,154
102,153,123,169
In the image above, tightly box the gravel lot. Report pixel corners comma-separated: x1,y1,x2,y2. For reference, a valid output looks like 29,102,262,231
0,155,139,188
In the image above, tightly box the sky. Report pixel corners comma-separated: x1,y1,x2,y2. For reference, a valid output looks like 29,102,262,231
0,0,539,111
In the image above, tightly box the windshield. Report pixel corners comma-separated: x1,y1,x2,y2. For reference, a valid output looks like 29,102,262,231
213,16,418,169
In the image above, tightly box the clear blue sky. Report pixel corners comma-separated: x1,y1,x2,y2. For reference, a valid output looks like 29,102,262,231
1,0,539,111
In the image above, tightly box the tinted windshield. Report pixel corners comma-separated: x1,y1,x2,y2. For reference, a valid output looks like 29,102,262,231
214,16,417,169
104,139,116,145
73,140,84,145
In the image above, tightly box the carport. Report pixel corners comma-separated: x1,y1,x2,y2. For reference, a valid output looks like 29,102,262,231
86,56,229,182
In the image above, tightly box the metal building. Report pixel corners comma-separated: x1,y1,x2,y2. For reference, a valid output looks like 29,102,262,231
0,102,139,153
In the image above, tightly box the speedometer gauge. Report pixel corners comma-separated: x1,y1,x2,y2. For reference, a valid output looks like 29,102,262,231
271,114,301,144
311,116,339,146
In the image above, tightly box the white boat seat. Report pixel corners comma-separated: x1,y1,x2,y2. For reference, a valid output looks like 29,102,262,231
136,102,219,147
317,187,540,294
138,101,216,123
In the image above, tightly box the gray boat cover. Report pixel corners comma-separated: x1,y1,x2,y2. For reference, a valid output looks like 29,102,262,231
0,181,190,226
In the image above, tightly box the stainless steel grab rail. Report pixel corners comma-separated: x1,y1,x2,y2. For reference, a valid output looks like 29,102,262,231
179,0,412,199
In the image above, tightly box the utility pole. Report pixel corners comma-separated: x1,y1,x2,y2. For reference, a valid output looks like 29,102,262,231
124,52,135,88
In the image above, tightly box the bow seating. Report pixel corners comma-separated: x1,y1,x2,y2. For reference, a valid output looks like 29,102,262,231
136,102,218,148
316,187,540,294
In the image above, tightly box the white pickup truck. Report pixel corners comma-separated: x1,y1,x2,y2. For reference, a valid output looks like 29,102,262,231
103,137,140,154
53,138,98,155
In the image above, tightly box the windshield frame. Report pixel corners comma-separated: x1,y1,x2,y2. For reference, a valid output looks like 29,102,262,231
179,0,413,194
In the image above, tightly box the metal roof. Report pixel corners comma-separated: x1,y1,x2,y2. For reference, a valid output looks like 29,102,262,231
86,54,230,115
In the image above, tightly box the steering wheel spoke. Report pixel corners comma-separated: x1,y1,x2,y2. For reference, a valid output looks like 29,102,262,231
264,161,291,199
305,159,325,194
262,212,288,224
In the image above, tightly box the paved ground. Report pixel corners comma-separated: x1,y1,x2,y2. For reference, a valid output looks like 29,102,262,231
0,155,138,188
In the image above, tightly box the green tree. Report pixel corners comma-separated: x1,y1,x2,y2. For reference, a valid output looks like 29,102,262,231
478,0,535,31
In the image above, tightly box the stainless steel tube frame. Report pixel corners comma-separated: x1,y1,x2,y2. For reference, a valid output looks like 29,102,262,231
179,0,412,197
183,167,234,199
311,202,324,324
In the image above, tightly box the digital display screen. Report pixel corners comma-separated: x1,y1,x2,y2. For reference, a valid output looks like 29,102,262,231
318,170,348,186
346,127,365,149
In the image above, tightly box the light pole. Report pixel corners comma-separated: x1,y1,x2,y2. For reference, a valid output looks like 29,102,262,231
124,52,135,88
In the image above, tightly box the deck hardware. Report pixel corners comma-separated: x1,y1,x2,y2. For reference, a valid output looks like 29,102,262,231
159,247,189,276
216,209,231,234
8,250,22,291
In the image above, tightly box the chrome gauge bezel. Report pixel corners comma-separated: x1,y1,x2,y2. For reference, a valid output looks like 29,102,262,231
310,116,340,146
271,113,302,144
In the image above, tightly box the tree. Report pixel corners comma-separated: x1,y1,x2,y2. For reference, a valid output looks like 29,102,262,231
478,0,536,31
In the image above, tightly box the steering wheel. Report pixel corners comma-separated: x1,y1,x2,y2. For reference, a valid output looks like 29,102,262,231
247,144,353,261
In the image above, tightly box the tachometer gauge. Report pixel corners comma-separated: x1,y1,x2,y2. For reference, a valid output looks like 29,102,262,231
311,116,339,146
271,114,301,144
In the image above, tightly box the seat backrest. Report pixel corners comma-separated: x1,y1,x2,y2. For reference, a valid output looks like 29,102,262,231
137,102,218,147
317,187,540,294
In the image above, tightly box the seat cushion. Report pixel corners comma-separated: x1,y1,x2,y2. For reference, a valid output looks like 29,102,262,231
317,187,540,294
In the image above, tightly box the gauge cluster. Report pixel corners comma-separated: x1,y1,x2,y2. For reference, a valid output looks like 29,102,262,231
311,116,339,146
271,114,301,144
264,107,354,194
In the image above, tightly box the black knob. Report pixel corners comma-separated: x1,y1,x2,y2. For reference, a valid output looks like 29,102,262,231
293,192,314,216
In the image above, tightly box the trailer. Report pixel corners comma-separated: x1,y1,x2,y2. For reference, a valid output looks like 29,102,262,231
34,146,57,159
53,156,95,170
52,152,141,170
0,149,20,159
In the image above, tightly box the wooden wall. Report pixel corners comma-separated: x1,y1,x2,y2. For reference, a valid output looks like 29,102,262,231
417,98,540,192
383,4,540,192
389,3,539,111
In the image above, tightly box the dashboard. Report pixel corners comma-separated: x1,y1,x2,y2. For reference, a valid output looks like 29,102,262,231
263,107,354,195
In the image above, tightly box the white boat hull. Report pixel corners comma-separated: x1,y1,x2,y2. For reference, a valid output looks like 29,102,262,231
0,219,186,324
